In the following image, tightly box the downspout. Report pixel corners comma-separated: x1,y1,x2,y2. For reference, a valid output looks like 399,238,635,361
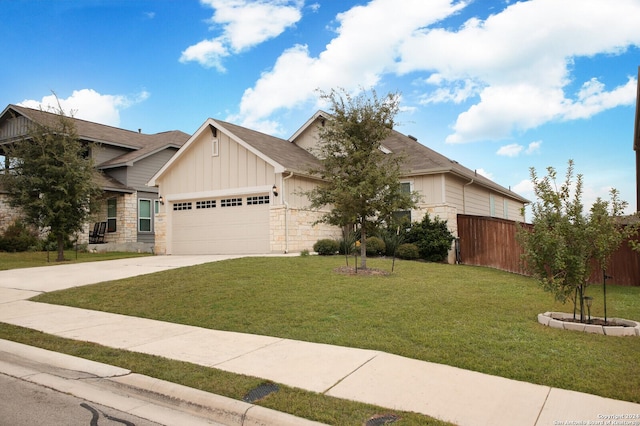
282,172,294,253
463,175,475,214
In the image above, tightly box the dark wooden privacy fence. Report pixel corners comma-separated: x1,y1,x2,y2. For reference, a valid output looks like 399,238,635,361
456,214,640,286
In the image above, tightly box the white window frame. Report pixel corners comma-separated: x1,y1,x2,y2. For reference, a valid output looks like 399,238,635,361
138,199,153,233
393,181,413,223
107,198,117,233
212,138,219,157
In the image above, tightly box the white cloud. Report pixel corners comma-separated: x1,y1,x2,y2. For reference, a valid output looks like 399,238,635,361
497,140,542,157
395,0,640,143
419,78,480,104
180,0,303,71
512,179,534,196
232,0,640,141
19,89,149,127
475,168,494,180
235,0,466,126
497,143,523,157
526,140,541,154
180,39,229,71
562,76,638,120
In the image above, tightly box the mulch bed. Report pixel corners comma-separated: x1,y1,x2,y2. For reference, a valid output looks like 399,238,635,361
333,266,390,276
558,317,631,327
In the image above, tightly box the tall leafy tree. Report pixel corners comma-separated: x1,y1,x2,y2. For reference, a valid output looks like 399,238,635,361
303,88,419,270
517,160,630,322
1,105,102,261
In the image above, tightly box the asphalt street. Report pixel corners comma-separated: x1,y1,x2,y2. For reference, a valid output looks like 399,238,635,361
0,373,164,426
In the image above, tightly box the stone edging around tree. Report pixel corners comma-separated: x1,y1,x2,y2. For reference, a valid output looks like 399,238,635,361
538,312,640,336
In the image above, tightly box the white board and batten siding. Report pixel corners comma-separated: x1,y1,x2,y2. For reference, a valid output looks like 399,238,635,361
158,128,276,255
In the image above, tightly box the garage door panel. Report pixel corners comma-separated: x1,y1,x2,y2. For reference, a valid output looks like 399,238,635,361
171,200,269,255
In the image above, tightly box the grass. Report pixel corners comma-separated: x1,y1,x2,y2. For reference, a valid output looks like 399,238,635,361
0,250,151,270
29,256,640,403
0,323,447,425
3,255,640,424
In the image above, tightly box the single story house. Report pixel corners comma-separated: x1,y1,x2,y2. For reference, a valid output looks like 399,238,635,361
148,111,529,261
0,104,190,252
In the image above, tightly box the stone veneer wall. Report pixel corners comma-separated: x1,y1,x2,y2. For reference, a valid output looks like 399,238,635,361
153,209,167,255
1,191,142,246
270,203,460,260
413,204,458,234
0,194,22,233
90,193,138,245
122,193,138,244
270,206,342,253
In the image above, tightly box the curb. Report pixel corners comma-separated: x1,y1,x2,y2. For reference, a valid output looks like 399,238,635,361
0,339,326,426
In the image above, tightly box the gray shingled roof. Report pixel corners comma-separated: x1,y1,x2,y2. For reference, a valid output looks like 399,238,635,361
4,105,189,168
214,119,321,174
383,130,529,202
217,117,527,203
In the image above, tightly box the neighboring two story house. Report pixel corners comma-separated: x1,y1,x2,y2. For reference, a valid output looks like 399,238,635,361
148,111,529,261
0,104,189,252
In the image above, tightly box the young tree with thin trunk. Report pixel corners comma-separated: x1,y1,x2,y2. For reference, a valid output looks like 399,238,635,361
517,160,630,322
1,104,102,261
303,88,419,270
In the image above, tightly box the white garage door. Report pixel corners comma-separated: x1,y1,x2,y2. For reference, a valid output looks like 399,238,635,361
170,195,270,255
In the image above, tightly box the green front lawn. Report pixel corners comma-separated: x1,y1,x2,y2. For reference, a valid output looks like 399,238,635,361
0,323,444,425
0,251,151,270
30,256,640,403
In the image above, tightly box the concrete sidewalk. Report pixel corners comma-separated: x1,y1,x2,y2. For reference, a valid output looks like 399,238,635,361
1,255,639,426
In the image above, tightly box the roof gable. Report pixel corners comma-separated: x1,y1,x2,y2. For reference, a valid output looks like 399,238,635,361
149,118,321,187
1,105,189,167
289,110,528,203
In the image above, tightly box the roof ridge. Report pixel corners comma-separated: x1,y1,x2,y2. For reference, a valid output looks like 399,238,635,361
9,104,184,136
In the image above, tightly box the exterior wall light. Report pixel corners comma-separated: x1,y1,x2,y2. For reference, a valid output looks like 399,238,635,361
272,184,278,197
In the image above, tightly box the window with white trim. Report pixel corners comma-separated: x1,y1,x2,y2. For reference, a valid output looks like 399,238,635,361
393,182,412,224
221,198,242,207
247,195,269,205
173,202,192,211
107,198,117,233
196,200,216,209
139,199,152,232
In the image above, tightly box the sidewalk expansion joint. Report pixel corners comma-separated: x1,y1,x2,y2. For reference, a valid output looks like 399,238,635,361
533,386,552,426
211,338,287,367
322,352,380,394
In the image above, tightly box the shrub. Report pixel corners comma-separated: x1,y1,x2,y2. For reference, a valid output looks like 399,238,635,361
365,236,386,256
0,220,40,252
338,229,359,255
300,249,310,257
313,239,339,255
405,214,455,262
396,243,419,260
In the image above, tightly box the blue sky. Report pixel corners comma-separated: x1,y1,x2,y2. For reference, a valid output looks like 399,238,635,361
2,0,639,217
